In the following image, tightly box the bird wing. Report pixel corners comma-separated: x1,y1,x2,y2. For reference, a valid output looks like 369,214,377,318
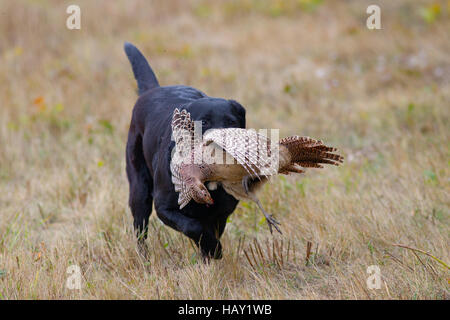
203,128,278,178
170,161,192,209
170,108,196,208
171,108,195,148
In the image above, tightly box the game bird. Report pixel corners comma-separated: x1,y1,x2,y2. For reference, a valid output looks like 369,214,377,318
170,109,343,234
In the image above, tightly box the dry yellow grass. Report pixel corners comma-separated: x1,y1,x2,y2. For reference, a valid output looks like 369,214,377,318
0,0,448,299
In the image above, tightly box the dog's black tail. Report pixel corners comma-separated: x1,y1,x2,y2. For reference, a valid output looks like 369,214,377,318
124,42,160,95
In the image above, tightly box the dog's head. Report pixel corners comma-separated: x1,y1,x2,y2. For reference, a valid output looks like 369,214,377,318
186,98,246,132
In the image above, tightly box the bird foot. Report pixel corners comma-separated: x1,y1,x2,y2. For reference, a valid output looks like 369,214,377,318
265,214,282,235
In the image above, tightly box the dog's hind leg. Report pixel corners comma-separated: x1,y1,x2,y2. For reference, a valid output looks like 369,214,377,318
129,175,153,255
126,130,153,257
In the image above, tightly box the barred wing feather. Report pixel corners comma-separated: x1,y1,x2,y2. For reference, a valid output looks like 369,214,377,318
171,108,196,208
203,128,278,178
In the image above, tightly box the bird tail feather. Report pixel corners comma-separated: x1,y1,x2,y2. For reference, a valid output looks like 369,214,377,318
279,136,343,173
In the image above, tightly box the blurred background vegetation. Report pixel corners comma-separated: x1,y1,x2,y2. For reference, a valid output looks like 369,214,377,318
0,0,448,299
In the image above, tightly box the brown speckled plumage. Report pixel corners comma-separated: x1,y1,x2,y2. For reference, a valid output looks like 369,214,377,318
170,109,344,233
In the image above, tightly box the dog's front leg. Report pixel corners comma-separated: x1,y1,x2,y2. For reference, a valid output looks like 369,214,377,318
154,203,222,260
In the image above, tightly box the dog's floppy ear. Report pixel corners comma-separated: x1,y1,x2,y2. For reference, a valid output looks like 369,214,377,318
228,100,246,128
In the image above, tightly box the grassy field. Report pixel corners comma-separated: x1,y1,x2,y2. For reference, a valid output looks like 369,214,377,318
0,0,448,299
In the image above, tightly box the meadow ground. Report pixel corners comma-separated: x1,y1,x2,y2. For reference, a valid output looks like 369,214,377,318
0,0,448,299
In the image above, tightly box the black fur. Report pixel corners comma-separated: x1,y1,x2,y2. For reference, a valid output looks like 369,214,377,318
124,42,246,259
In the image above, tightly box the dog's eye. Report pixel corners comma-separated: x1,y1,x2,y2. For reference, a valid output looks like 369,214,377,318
201,120,209,127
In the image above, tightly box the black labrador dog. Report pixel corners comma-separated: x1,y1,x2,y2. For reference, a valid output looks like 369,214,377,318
124,42,246,259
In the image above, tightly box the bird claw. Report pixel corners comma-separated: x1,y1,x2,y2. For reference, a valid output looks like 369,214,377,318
265,214,282,235
242,176,250,195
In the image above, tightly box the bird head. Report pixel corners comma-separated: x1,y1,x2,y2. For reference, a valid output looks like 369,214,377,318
192,181,214,206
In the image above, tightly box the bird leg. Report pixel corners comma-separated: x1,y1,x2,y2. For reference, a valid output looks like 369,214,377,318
254,198,282,235
242,175,281,234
